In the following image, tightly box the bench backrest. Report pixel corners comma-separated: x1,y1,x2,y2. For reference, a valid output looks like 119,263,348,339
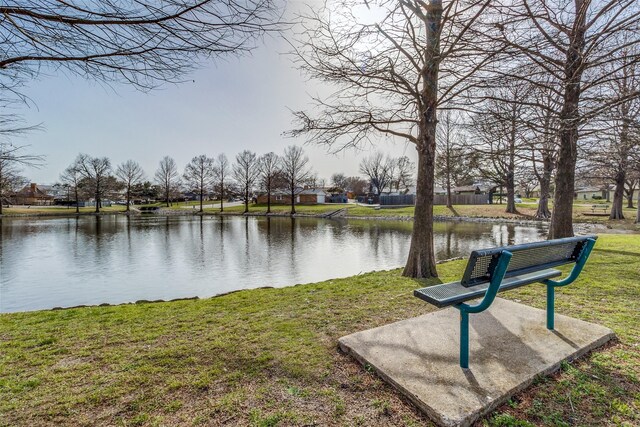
460,236,597,287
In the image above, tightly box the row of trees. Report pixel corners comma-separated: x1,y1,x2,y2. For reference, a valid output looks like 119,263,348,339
0,0,280,214
55,145,324,215
290,0,640,278
358,153,415,195
433,78,640,222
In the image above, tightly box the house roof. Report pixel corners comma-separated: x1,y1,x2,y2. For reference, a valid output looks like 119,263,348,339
454,185,479,192
299,189,329,195
15,183,54,199
575,187,603,192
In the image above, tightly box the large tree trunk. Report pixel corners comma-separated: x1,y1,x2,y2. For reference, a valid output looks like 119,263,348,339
75,187,79,214
445,142,452,208
199,186,204,213
290,186,296,215
403,143,437,278
403,0,441,279
626,184,634,209
636,188,640,223
95,184,100,213
505,112,517,214
505,175,515,213
549,131,577,238
549,1,587,239
220,178,224,212
267,177,272,214
243,185,249,213
609,169,626,220
125,185,131,212
535,155,553,219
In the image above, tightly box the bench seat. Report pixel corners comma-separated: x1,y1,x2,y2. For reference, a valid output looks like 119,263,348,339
414,268,562,308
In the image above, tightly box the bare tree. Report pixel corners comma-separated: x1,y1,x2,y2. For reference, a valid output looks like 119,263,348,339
516,167,538,199
233,150,259,214
60,163,83,214
75,154,112,213
584,119,640,220
625,174,638,209
345,176,368,195
258,152,281,214
115,160,145,212
470,83,530,214
0,1,279,115
395,156,415,191
155,156,180,207
214,154,230,212
604,51,640,220
281,146,310,214
524,82,561,220
489,1,640,237
331,173,349,190
359,152,395,195
303,172,319,189
578,44,640,220
436,110,474,207
0,142,43,214
183,155,215,213
289,0,499,278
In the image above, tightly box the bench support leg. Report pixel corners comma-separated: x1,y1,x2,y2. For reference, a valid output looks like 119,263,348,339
546,284,555,330
455,250,513,369
543,238,596,331
460,310,469,369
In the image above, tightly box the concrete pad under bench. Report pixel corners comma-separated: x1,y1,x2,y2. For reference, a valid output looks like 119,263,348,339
338,298,615,427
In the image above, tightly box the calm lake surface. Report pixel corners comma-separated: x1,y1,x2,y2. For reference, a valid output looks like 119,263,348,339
0,215,546,313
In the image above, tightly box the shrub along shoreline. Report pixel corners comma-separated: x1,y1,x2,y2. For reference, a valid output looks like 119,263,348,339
0,234,638,426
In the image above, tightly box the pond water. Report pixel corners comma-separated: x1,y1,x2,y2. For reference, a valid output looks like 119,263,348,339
0,215,546,313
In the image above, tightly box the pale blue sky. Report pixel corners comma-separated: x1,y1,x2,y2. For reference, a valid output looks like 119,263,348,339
15,5,416,185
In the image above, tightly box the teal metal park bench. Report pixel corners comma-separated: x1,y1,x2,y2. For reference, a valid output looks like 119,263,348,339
414,236,597,369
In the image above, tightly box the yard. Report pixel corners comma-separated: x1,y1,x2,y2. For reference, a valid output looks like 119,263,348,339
0,234,638,426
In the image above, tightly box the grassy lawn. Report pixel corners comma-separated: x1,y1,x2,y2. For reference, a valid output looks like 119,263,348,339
0,234,638,426
205,203,347,215
3,201,639,232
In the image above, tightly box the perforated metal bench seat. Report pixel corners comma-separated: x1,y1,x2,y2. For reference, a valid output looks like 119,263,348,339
414,268,563,308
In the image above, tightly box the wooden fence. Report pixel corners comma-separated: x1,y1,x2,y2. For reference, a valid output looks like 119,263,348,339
434,194,489,205
379,193,490,206
380,195,415,205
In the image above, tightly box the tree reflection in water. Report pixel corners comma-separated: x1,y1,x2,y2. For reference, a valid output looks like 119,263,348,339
0,216,546,312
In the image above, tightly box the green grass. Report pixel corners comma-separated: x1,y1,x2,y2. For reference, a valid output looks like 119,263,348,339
4,200,640,233
205,203,348,215
1,234,638,426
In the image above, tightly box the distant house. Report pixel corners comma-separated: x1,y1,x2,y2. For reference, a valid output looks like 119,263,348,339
256,188,329,205
10,183,55,206
575,187,608,201
298,189,328,204
257,190,291,205
454,185,483,195
433,187,447,195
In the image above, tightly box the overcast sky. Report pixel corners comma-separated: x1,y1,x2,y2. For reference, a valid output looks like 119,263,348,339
15,3,417,185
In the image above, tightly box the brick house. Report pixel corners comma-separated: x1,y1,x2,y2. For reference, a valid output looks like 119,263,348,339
10,183,55,206
257,189,329,205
